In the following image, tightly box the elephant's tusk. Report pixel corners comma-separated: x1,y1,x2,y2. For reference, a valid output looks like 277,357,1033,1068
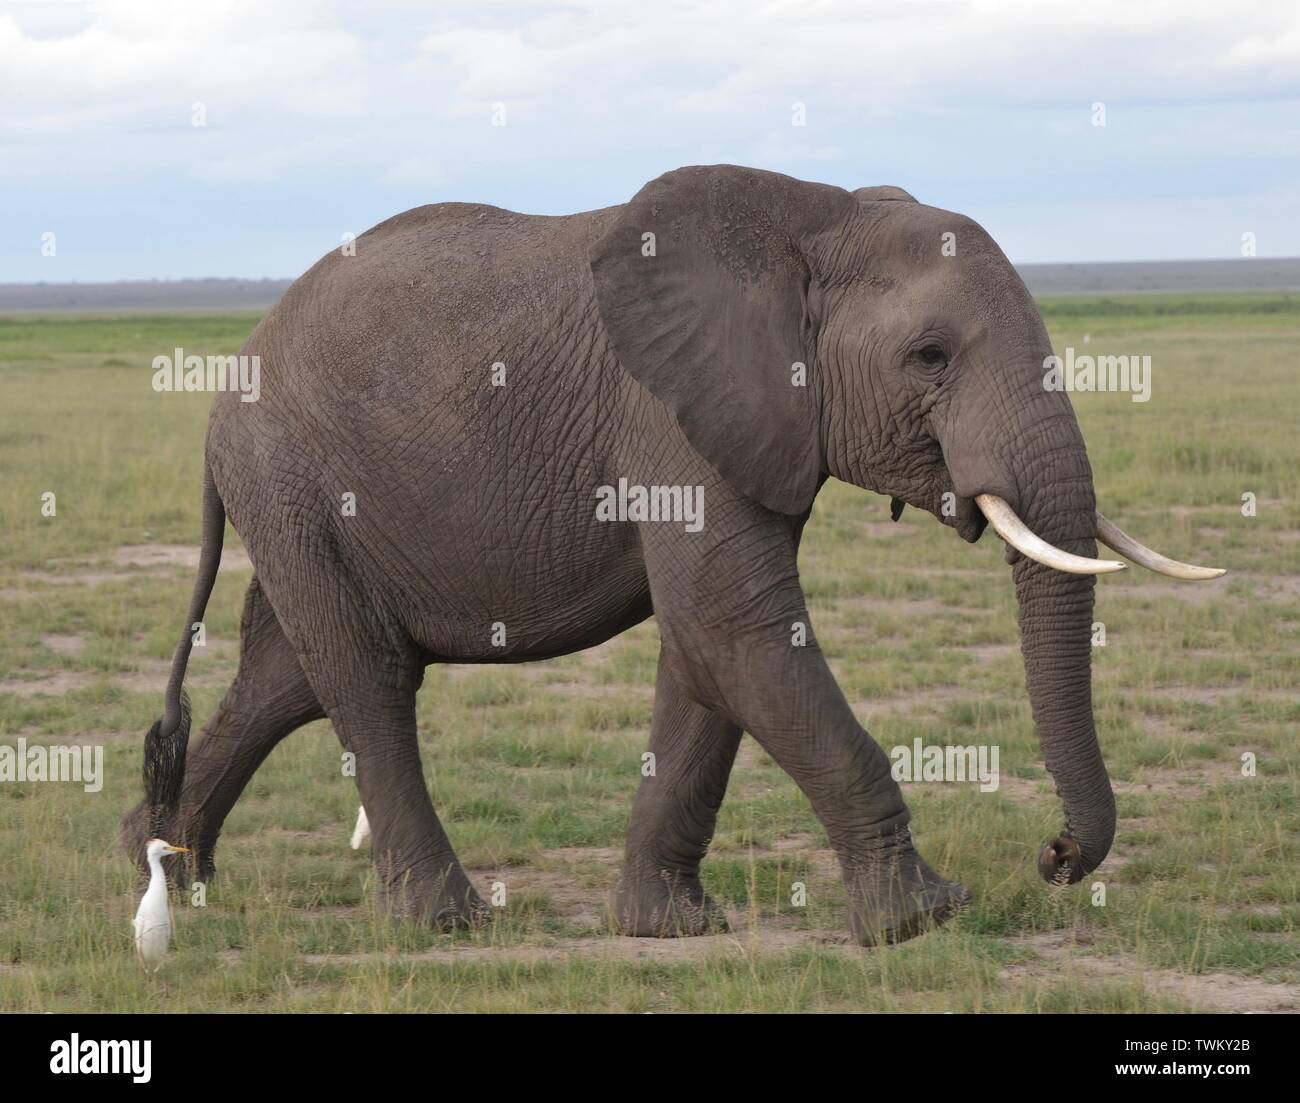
1095,512,1226,580
975,494,1126,575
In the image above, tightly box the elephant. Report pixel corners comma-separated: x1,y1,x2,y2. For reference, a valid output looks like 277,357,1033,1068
122,165,1223,946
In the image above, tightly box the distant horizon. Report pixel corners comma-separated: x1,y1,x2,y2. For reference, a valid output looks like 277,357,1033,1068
7,254,1300,288
5,257,1300,314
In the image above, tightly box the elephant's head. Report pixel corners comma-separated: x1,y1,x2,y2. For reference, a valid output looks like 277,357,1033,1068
591,165,1222,885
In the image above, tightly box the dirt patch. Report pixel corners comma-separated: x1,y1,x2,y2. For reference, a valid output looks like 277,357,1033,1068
1114,580,1228,606
715,839,840,876
1099,849,1133,873
114,658,232,695
110,544,253,572
538,846,621,865
302,915,852,962
1005,929,1299,1013
878,568,991,580
1141,715,1230,743
0,651,234,698
541,681,653,700
324,836,859,966
40,633,85,657
6,571,124,590
1135,685,1294,707
0,658,231,691
840,596,963,618
1214,903,1285,918
267,825,343,843
437,664,481,683
13,728,137,746
12,544,254,591
461,844,840,942
854,685,988,718
771,833,819,852
857,522,917,540
438,658,612,685
1110,759,1246,797
1251,576,1300,600
955,643,1017,662
303,927,854,967
470,865,610,928
1155,502,1284,521
989,774,1052,806
466,846,623,927
0,670,99,696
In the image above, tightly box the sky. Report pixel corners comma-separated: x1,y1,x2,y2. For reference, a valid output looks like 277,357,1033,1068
2,0,1298,281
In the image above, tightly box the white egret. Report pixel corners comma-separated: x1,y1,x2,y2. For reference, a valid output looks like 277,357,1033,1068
133,838,188,969
350,806,370,849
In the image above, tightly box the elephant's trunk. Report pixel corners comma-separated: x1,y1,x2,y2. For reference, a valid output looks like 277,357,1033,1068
1004,422,1115,884
1015,550,1115,884
939,365,1116,883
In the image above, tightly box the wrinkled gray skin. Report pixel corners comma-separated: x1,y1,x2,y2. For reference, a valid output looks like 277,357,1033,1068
122,166,1114,945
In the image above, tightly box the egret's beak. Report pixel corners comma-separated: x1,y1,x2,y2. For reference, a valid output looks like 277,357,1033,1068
165,845,190,854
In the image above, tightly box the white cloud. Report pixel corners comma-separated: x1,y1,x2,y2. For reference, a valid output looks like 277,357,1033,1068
7,1,1299,168
0,0,366,119
412,0,1300,115
1218,20,1300,77
1,0,1297,275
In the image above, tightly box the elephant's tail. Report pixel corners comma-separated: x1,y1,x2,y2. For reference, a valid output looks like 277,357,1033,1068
142,462,226,837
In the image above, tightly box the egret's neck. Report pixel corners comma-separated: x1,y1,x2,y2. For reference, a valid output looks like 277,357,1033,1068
144,852,170,900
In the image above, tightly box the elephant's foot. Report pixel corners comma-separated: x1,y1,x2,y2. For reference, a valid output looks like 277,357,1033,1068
843,828,970,946
382,863,492,931
613,867,729,937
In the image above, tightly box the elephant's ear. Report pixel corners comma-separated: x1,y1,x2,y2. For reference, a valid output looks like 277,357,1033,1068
853,185,917,203
589,165,857,516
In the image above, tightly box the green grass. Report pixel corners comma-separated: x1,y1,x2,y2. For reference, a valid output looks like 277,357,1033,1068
0,297,1297,1012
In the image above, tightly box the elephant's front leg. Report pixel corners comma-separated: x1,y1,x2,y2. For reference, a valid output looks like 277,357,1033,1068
641,507,969,946
614,649,741,936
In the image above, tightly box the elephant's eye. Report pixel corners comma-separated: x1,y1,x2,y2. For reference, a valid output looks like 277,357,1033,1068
915,344,946,367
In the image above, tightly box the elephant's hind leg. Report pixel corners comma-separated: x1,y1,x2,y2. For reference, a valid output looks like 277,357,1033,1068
322,683,489,929
614,650,741,936
121,576,325,879
239,535,487,929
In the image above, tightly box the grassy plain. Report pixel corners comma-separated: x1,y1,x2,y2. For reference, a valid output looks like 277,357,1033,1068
0,295,1296,1011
